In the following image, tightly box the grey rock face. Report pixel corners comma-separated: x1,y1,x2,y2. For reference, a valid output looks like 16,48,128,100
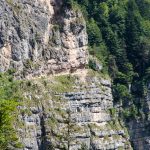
17,75,132,150
128,121,150,150
0,0,88,77
128,84,150,150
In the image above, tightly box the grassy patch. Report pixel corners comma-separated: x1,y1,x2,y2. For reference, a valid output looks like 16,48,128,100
50,75,76,93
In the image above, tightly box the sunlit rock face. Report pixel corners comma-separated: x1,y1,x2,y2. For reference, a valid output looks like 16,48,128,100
17,73,132,150
0,0,88,78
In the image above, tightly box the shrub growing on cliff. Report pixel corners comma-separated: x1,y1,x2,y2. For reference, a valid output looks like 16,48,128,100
123,105,138,121
0,73,22,149
79,143,88,150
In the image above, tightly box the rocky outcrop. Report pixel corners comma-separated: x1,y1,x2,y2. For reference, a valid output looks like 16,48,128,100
16,72,132,150
127,83,150,150
128,121,150,150
0,0,88,78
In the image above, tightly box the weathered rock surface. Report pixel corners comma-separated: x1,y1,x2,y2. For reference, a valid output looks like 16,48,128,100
127,83,150,150
0,0,88,78
128,121,150,150
16,73,132,150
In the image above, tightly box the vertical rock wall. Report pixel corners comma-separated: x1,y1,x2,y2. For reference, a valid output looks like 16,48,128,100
0,0,88,78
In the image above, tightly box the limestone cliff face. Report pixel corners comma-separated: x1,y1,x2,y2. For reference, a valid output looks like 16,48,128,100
17,72,132,150
127,84,150,150
0,0,88,78
0,1,134,150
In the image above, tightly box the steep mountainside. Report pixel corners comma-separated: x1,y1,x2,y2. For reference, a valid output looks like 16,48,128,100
0,0,150,150
17,71,132,150
0,0,88,78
